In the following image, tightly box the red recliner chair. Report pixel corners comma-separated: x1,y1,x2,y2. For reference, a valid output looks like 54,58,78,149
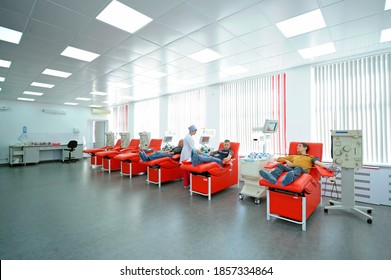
259,142,333,231
180,142,240,200
114,139,163,177
141,154,183,188
96,139,140,172
82,139,121,166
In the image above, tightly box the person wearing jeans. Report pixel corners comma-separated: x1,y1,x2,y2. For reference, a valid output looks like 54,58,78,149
190,139,234,167
259,142,331,186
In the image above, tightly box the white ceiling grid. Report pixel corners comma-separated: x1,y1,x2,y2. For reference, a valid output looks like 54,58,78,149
0,0,390,107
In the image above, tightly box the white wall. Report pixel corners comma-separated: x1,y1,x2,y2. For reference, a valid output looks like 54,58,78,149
0,100,109,164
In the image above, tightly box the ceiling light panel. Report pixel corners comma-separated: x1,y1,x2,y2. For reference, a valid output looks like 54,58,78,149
0,77,5,82
276,9,326,38
298,42,336,59
90,91,108,96
42,68,72,78
386,0,391,10
380,28,391,43
61,46,100,62
188,48,223,63
64,102,78,105
17,97,35,102
96,0,153,34
0,59,11,68
31,82,55,88
0,26,23,44
75,97,91,101
23,91,44,96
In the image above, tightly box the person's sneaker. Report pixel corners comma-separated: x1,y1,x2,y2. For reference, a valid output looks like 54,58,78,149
191,149,200,166
139,151,148,162
259,170,277,184
281,171,294,186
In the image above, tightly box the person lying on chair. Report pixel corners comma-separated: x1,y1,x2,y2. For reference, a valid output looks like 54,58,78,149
190,139,234,167
259,142,332,186
139,139,183,162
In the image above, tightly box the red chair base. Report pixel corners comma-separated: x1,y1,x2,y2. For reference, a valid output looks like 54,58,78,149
102,158,121,172
120,161,147,177
190,173,238,200
147,166,183,188
90,155,102,166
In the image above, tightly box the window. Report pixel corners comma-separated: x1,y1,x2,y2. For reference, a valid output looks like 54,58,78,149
312,52,391,165
110,104,128,139
167,89,206,140
134,98,159,137
220,73,287,155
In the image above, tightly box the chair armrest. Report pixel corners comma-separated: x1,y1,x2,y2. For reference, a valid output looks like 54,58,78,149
315,165,334,177
172,154,180,160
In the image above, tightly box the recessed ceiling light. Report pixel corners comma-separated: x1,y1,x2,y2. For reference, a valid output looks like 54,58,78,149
17,97,35,102
380,28,391,43
0,77,5,82
90,91,108,96
298,42,336,59
89,105,102,108
385,0,391,10
189,48,223,63
96,0,152,33
221,65,249,75
64,102,78,106
76,97,91,101
0,59,11,68
0,26,22,44
23,91,44,96
61,46,100,62
276,9,326,38
31,82,55,88
42,68,72,78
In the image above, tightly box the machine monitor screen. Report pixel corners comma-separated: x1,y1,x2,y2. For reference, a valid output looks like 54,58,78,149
199,136,210,145
262,119,279,133
163,136,173,143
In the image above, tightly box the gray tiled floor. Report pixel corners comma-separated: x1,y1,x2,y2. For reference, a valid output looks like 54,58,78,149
0,159,390,260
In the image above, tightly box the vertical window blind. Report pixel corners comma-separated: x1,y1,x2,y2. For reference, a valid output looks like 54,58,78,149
110,104,128,139
167,89,206,140
220,73,287,155
312,52,391,165
134,98,160,138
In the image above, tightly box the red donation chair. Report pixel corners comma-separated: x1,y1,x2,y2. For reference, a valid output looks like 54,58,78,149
96,139,140,172
82,139,121,166
259,142,333,231
181,142,240,200
114,139,163,177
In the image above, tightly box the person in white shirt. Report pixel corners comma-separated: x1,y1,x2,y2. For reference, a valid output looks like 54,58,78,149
180,124,200,187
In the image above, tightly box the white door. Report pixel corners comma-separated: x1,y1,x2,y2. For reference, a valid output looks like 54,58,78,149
93,121,107,148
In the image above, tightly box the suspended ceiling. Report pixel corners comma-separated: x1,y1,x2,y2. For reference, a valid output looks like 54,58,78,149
0,0,390,108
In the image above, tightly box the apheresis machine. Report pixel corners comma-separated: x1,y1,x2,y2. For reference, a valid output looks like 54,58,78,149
324,130,373,223
239,119,278,204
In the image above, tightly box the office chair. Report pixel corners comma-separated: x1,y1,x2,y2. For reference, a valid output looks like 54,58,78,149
64,140,78,163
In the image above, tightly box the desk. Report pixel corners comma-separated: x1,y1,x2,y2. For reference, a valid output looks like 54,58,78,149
9,144,83,165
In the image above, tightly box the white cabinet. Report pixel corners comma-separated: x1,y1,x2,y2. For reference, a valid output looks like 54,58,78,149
24,147,40,164
9,144,83,166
